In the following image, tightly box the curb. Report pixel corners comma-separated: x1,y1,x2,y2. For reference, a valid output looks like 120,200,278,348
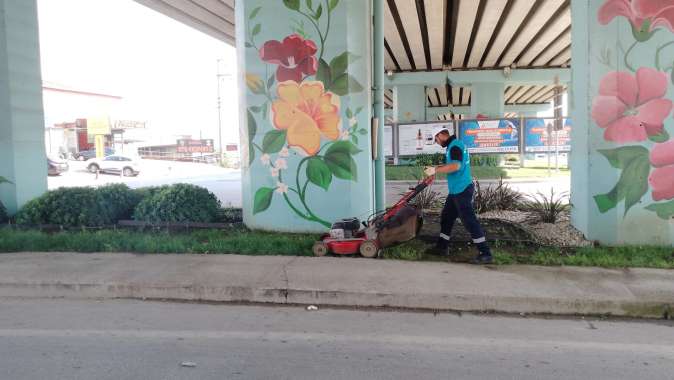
386,178,569,184
1,281,670,320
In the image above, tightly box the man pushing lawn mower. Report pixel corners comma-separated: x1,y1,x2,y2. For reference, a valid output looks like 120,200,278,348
424,126,493,265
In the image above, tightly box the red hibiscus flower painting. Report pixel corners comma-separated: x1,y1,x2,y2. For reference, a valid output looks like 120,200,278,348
259,34,318,82
599,0,674,35
591,67,672,143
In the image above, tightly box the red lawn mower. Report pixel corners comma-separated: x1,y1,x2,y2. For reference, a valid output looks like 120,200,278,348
312,176,434,258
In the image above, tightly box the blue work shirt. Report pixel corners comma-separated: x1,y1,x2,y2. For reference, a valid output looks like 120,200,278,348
445,136,473,195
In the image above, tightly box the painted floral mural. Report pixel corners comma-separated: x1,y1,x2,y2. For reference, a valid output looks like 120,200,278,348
243,0,367,228
593,0,674,220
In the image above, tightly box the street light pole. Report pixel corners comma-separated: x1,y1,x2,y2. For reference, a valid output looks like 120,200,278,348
216,59,223,158
216,59,233,164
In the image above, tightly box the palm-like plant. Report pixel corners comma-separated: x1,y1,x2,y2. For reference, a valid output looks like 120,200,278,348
524,188,570,224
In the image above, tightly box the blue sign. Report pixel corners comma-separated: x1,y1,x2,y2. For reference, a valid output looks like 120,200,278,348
459,119,520,153
524,118,571,153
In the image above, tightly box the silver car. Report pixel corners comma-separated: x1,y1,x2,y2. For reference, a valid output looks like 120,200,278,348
87,155,140,177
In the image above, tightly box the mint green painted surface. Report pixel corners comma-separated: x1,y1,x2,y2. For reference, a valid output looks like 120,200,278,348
570,0,591,240
0,0,47,215
373,0,385,212
385,68,571,87
394,85,426,122
428,104,551,120
236,0,374,232
571,0,674,246
470,82,504,118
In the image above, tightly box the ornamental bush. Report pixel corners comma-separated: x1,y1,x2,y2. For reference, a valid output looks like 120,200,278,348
133,184,221,223
15,187,110,227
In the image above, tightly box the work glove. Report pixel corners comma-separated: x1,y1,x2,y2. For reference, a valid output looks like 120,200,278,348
424,166,436,177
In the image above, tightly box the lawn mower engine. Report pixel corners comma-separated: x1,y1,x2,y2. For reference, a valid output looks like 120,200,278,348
329,217,361,240
312,176,434,258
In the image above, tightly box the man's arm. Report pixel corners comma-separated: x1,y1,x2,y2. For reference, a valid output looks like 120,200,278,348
434,162,461,174
424,146,463,176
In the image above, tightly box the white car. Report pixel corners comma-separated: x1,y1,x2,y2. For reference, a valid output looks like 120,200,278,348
87,155,140,177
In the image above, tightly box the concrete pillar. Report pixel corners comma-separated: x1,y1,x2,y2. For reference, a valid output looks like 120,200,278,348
0,0,47,214
571,0,673,246
394,85,426,122
470,82,504,118
236,0,373,232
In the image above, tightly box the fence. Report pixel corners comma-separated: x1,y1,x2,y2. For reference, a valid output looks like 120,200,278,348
384,117,571,166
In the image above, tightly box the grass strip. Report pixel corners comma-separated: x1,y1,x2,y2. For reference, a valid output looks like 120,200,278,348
1,229,672,269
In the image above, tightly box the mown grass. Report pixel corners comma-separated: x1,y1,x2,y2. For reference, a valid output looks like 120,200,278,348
0,228,672,269
0,228,317,256
385,240,674,269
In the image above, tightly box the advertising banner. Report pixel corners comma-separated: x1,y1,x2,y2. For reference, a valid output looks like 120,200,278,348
398,122,453,156
524,118,572,153
87,117,111,136
177,139,215,153
458,119,520,153
383,125,393,157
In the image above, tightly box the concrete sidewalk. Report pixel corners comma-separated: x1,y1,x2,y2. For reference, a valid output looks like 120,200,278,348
0,252,672,319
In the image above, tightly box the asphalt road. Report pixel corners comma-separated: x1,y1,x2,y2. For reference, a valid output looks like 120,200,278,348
0,299,672,380
48,160,570,208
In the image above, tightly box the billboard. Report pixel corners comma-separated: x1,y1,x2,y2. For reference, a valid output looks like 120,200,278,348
87,117,111,136
458,119,520,153
398,121,452,156
383,125,393,157
524,118,571,153
177,139,215,153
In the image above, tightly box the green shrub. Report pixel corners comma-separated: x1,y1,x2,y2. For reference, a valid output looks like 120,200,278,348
97,184,141,222
471,154,500,167
413,153,445,167
132,185,169,201
0,175,12,224
15,187,111,227
133,183,222,223
0,201,7,224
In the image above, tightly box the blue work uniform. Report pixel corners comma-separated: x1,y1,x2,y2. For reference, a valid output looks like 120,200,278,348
438,136,491,256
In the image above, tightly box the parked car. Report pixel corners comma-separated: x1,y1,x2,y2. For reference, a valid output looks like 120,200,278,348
87,155,140,177
74,147,115,161
47,155,69,176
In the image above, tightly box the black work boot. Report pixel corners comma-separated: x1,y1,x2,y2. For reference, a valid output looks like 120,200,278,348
427,237,450,256
471,242,493,265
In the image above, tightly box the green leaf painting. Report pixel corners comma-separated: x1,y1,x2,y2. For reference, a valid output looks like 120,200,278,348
253,187,274,214
262,130,287,154
324,141,361,181
646,200,674,220
306,157,332,191
648,130,670,143
283,0,300,11
594,146,650,215
249,6,262,19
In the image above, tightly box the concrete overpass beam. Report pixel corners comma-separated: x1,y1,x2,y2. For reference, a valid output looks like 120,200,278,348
470,82,504,118
393,85,426,122
0,0,47,214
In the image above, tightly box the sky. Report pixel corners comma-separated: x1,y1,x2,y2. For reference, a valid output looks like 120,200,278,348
37,0,239,146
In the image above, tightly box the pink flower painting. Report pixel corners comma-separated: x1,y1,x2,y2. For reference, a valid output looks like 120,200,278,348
599,0,674,36
591,67,672,142
649,140,674,201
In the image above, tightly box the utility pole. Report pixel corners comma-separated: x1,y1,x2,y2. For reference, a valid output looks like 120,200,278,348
216,59,233,161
